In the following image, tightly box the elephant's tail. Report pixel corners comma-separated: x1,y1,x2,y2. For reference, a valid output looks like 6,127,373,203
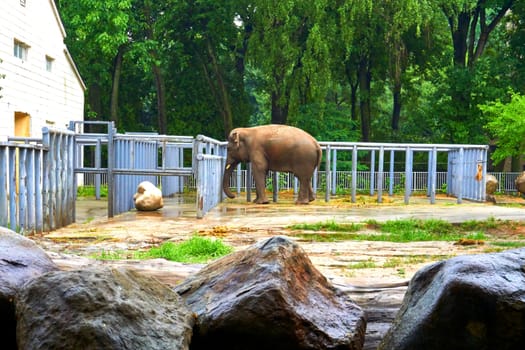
315,143,322,170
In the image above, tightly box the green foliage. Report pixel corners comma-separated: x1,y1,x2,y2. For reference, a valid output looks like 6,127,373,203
481,92,525,165
289,220,363,232
91,236,233,263
490,241,525,248
290,102,360,141
347,258,376,269
290,218,493,242
56,0,523,145
138,236,233,263
77,186,108,198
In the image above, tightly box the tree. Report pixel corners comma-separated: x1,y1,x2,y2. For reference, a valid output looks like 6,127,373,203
438,0,514,68
57,0,132,124
481,92,525,166
430,0,515,144
246,0,335,125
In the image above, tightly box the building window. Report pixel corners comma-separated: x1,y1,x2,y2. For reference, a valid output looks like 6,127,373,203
14,40,29,61
46,55,54,72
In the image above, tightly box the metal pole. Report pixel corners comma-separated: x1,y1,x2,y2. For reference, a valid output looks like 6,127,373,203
404,147,412,204
378,146,384,203
325,145,331,202
351,145,357,203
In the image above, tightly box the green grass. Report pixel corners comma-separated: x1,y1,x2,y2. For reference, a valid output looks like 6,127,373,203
137,236,233,263
347,258,376,269
77,185,108,198
382,254,454,268
289,220,363,232
290,218,492,243
489,241,525,248
91,236,233,263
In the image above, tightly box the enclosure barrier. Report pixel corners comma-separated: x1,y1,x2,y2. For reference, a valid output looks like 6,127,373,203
0,122,499,233
0,127,75,233
83,170,522,195
318,142,489,204
193,135,227,218
69,121,194,218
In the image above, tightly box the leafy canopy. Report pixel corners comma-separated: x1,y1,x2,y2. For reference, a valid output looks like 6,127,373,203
481,92,525,165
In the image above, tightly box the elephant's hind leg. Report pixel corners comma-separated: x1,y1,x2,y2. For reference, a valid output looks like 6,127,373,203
296,177,313,205
308,183,316,202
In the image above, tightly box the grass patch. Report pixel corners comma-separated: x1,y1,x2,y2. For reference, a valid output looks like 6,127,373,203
382,254,454,268
137,236,233,263
290,218,496,243
347,258,376,269
294,232,360,242
489,241,525,248
289,220,363,232
460,217,499,231
91,236,233,263
77,185,108,198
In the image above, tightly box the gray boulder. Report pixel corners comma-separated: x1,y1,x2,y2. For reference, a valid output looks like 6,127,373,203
379,248,525,350
175,236,366,350
0,227,58,350
16,267,194,350
516,171,525,196
485,174,498,202
134,181,164,211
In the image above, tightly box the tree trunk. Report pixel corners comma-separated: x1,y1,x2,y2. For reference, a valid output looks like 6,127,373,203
110,45,126,126
271,90,289,125
151,61,167,134
391,39,407,131
87,82,103,120
449,12,470,67
345,62,359,122
358,56,371,142
392,83,402,131
444,1,514,68
206,39,234,138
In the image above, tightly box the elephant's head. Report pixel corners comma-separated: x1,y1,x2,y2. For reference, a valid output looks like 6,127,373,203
223,129,248,198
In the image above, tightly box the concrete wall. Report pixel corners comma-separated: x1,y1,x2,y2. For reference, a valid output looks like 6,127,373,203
0,0,85,139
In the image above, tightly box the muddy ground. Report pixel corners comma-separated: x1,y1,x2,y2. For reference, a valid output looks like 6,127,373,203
31,192,525,287
29,193,525,349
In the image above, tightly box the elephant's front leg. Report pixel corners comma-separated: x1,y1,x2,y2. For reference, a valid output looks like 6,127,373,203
252,166,270,204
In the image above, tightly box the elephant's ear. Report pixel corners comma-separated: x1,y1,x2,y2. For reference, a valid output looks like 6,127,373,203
229,130,240,148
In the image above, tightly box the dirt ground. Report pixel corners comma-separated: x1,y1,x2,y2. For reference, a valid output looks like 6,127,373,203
28,192,525,349
32,192,525,288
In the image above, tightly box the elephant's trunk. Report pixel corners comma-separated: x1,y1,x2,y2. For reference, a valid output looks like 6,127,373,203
223,161,239,199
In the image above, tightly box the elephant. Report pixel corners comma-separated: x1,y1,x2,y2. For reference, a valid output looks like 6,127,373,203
222,124,322,204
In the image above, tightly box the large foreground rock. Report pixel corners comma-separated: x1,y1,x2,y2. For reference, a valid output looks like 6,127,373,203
16,267,194,350
175,236,366,350
379,248,525,350
0,227,58,350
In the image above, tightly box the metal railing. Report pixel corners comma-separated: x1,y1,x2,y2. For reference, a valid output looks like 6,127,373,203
80,170,523,195
193,135,227,218
0,127,76,233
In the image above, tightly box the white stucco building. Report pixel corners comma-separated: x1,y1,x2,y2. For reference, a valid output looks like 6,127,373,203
0,0,85,140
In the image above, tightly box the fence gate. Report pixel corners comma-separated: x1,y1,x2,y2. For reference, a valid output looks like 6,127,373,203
71,121,195,218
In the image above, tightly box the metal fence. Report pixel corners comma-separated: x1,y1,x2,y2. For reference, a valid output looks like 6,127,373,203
70,121,194,218
81,170,522,198
192,135,227,218
0,128,76,233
